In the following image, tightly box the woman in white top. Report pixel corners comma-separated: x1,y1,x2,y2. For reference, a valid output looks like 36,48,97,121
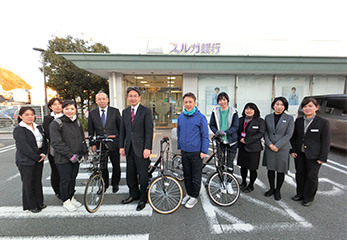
13,106,47,213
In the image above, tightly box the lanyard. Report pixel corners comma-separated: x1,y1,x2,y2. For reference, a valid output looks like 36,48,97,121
243,117,253,132
304,118,314,134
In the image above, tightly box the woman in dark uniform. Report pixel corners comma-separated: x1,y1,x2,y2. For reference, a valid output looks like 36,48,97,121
237,103,265,193
42,97,63,198
13,106,47,213
290,97,330,206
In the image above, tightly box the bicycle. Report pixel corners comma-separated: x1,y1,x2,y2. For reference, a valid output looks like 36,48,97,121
171,132,240,207
83,135,115,213
147,136,183,214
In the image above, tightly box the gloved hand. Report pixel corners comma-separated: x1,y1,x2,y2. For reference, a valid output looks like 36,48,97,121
70,154,80,163
216,130,226,136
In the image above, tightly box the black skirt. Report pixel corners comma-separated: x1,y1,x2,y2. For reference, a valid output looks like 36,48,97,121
237,145,261,170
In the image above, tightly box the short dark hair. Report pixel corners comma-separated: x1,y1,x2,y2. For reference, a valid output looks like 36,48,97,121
271,97,289,111
301,97,318,108
242,102,260,118
217,92,229,103
215,87,220,91
126,87,141,96
183,92,196,102
47,98,63,112
17,106,35,123
62,100,77,109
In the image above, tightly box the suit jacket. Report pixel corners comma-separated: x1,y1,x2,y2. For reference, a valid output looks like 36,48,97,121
13,124,48,166
290,115,330,162
88,106,121,151
263,113,294,172
42,115,54,140
238,116,265,152
264,113,294,150
119,104,153,159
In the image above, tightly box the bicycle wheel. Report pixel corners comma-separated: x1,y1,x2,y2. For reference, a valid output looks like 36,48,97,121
84,173,105,213
170,154,184,181
148,175,183,214
207,171,240,207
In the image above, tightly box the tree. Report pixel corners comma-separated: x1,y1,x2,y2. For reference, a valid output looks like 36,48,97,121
40,35,110,118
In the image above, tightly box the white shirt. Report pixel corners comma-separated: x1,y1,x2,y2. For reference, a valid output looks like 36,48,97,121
99,106,108,119
19,121,43,149
50,112,63,119
131,103,140,115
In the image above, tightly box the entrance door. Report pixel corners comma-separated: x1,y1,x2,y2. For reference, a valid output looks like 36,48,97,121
123,75,182,129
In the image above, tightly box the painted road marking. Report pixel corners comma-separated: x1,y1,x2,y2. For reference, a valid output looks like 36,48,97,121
42,185,129,195
200,185,312,234
46,171,158,181
0,204,152,219
0,144,16,153
0,234,149,240
286,171,346,196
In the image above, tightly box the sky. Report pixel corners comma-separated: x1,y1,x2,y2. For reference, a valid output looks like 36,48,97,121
0,0,346,104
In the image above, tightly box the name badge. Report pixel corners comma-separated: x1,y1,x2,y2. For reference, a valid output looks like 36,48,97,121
311,129,319,132
241,132,246,137
282,120,287,123
252,126,259,129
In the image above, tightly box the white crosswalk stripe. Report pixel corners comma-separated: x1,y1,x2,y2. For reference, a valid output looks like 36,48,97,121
1,161,155,239
0,204,152,218
0,234,149,240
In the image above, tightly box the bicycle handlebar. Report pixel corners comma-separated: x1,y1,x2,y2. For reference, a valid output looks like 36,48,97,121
160,136,169,144
211,132,224,142
87,135,115,143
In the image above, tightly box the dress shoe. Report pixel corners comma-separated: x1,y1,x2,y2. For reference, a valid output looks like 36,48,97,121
121,196,139,204
274,190,281,201
242,185,254,193
239,182,247,190
136,201,146,211
302,200,312,207
30,208,42,213
291,195,303,201
264,189,275,197
112,186,119,193
39,204,47,210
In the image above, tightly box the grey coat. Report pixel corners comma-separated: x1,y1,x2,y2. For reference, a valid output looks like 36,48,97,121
262,113,294,173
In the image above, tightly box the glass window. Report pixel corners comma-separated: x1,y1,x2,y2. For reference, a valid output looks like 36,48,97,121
313,76,345,95
237,75,273,118
326,98,347,116
275,75,311,116
197,75,235,119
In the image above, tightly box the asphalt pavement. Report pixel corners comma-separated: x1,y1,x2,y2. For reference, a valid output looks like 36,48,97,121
0,130,346,240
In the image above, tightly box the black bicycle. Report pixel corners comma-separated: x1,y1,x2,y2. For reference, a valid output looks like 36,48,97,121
83,135,114,213
147,136,183,214
171,132,240,207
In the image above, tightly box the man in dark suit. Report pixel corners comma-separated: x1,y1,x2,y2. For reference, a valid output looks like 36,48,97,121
119,87,153,211
88,92,121,193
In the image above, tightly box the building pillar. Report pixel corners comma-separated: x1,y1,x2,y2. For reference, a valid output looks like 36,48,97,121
109,72,123,109
182,73,198,96
234,75,238,108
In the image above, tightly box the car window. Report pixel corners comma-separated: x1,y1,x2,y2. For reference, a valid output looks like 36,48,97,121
325,98,347,116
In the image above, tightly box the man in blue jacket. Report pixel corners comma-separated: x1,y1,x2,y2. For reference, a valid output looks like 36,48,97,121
177,92,209,209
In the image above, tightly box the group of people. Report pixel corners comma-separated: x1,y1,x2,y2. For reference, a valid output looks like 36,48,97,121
13,87,330,213
14,88,153,213
177,92,330,209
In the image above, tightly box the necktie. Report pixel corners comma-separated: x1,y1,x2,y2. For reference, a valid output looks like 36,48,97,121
131,108,135,125
101,109,106,128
